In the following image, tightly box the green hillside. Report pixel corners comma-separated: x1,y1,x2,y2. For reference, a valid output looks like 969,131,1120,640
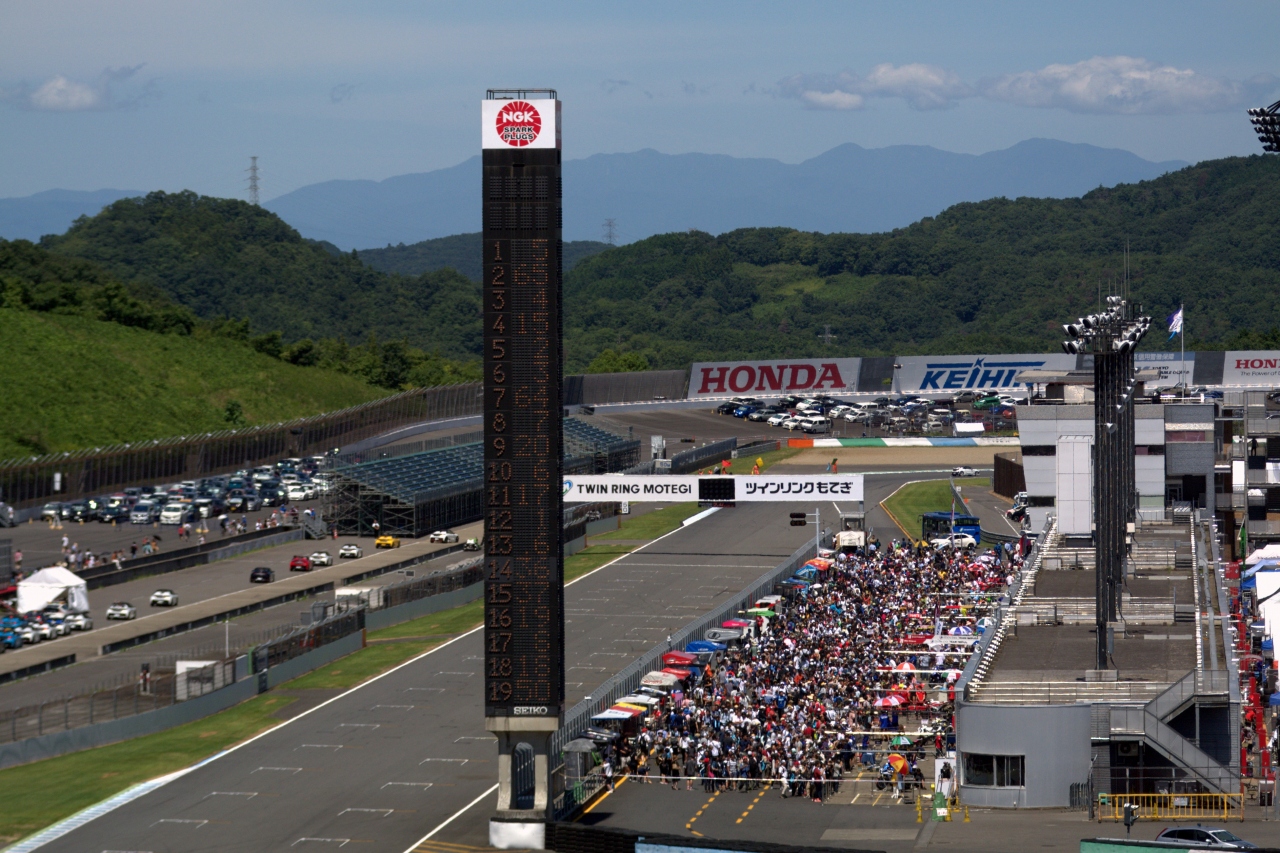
359,233,611,280
561,154,1280,370
38,155,1280,375
0,308,389,459
43,192,483,360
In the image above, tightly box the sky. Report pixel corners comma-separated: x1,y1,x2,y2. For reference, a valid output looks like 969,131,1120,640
1,1,1277,200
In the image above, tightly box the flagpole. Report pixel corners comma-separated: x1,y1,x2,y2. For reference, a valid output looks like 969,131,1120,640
1180,303,1185,393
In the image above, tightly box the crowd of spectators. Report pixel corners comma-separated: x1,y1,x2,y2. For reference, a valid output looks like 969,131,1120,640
606,539,1021,803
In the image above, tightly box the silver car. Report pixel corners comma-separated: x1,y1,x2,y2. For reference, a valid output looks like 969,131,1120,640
106,602,138,620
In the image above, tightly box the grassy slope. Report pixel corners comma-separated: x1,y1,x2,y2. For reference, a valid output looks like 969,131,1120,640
881,478,991,539
0,500,705,842
0,309,389,459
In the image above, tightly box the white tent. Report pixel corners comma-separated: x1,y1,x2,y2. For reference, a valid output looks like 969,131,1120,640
1247,544,1280,566
17,567,89,614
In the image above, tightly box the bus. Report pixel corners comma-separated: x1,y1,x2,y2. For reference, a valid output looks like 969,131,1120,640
920,511,981,542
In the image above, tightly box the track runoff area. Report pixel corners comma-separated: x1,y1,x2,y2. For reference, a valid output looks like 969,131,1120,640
24,465,973,853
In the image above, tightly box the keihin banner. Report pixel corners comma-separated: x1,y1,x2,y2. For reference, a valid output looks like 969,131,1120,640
1135,352,1194,388
563,474,864,502
1223,351,1280,387
688,358,860,399
895,354,1076,393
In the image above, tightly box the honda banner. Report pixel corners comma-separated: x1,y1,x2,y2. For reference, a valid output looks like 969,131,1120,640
1222,351,1280,387
688,358,860,399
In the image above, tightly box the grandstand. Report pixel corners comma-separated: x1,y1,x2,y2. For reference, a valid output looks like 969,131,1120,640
324,418,640,537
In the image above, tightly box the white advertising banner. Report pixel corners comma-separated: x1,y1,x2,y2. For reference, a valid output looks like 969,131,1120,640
563,474,864,502
1223,351,1280,387
1134,352,1194,388
482,98,560,150
894,354,1076,393
688,358,861,399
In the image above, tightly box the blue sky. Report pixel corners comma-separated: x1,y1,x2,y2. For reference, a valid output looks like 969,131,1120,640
1,0,1277,199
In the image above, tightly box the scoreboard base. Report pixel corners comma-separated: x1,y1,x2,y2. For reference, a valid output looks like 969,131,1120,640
490,818,546,850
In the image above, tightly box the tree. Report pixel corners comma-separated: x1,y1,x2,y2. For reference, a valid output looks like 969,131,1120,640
585,349,650,373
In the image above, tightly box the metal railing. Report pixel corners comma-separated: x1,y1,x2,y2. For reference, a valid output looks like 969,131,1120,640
549,539,818,818
1095,792,1243,822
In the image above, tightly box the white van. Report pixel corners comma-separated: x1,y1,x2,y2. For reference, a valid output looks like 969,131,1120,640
801,416,832,434
160,503,190,525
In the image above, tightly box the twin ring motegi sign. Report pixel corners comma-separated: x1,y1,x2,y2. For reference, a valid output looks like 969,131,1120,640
563,474,864,503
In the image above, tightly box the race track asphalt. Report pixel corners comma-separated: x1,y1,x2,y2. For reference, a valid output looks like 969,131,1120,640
31,471,938,853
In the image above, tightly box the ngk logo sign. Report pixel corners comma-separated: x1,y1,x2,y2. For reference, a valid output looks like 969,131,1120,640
495,101,541,147
482,98,559,150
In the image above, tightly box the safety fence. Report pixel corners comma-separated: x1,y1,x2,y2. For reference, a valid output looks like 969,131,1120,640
670,437,739,475
992,451,1025,500
549,538,818,819
0,383,482,511
252,607,365,672
1095,792,1243,822
0,658,236,746
564,370,689,405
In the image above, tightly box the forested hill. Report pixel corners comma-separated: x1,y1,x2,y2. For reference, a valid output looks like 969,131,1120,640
37,155,1280,373
42,191,482,360
359,233,610,280
563,154,1280,370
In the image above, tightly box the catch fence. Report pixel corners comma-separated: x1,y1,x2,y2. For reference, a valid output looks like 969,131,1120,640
0,383,482,511
0,658,235,746
670,438,739,474
549,538,818,819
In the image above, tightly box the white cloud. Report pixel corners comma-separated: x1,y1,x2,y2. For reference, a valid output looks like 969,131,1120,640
981,56,1277,114
1,65,156,111
778,64,970,111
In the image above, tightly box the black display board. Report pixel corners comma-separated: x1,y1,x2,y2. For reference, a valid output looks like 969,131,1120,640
482,136,565,718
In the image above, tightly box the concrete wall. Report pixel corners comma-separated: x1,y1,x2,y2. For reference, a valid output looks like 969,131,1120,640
0,676,258,770
955,699,1092,808
364,583,482,631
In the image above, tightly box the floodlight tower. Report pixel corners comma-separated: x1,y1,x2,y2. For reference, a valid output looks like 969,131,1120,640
1248,101,1280,152
1062,298,1151,671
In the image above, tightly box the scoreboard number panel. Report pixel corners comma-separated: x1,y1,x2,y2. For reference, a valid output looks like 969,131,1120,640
482,97,564,719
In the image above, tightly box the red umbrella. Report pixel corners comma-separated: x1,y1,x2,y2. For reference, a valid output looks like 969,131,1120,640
874,695,903,708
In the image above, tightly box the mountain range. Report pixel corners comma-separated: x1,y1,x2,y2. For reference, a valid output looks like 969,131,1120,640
0,139,1186,249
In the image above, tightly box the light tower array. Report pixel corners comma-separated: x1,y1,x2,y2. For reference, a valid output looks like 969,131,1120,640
1061,296,1152,670
1248,101,1280,153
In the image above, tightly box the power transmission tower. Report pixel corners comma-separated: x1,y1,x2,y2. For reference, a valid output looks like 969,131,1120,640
247,156,260,206
602,218,617,245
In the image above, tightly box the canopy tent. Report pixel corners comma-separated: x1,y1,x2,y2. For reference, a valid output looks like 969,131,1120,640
1247,544,1280,566
591,708,636,721
17,566,89,614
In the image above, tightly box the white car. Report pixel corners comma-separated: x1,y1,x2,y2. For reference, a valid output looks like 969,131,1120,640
931,534,977,550
782,417,803,430
309,551,334,567
30,620,55,640
149,590,179,607
15,624,37,644
952,466,977,477
338,543,363,559
429,530,459,543
106,602,138,620
159,503,191,525
767,413,789,427
64,612,92,631
286,485,309,502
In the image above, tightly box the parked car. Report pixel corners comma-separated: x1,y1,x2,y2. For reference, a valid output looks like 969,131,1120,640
250,566,275,583
289,555,313,572
149,589,179,607
1153,826,1256,849
429,530,459,543
952,466,977,477
767,413,789,427
41,502,63,522
309,551,333,567
98,504,131,524
160,503,194,525
63,612,92,631
130,501,160,524
714,402,738,415
375,534,402,549
105,602,138,620
931,534,977,551
338,543,363,559
0,628,21,649
972,394,1003,411
463,537,481,551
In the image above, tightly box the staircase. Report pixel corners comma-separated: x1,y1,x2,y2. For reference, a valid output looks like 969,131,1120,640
301,513,328,540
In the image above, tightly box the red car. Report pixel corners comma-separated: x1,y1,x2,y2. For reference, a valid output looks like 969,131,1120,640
289,555,312,572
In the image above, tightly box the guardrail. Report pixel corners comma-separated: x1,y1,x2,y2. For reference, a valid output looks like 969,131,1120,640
1095,792,1243,822
549,539,818,819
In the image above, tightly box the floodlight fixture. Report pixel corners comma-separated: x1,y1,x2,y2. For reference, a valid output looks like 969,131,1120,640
1249,101,1280,153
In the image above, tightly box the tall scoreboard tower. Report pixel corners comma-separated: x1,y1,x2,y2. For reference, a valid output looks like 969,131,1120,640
481,90,564,849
